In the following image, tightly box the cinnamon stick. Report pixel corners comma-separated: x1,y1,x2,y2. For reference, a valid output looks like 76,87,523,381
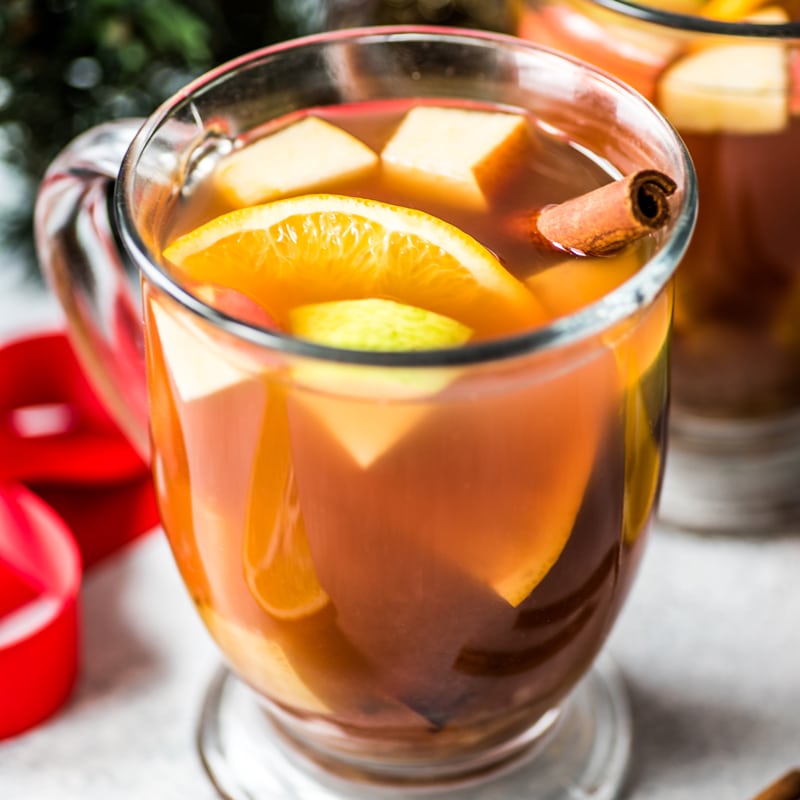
510,169,677,257
751,770,800,800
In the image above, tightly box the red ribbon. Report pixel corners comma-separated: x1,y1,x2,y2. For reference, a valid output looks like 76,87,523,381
0,332,158,738
0,484,81,739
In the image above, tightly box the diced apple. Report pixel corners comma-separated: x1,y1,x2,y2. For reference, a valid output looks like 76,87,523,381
290,392,436,470
657,41,789,134
290,361,462,469
148,299,262,403
525,250,640,319
288,298,469,468
380,106,535,211
212,116,379,207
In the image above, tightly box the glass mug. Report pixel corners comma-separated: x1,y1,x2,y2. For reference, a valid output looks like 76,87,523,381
517,0,800,534
34,27,695,800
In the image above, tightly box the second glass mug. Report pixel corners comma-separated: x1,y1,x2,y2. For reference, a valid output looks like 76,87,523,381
34,26,695,800
517,0,800,534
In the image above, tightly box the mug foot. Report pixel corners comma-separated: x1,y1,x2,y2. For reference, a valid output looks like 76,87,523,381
197,651,632,800
660,409,800,536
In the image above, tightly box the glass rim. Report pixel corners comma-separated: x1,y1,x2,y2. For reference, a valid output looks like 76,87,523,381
116,24,697,369
583,0,800,37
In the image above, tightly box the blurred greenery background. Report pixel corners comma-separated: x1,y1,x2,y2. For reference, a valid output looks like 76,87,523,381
0,0,513,283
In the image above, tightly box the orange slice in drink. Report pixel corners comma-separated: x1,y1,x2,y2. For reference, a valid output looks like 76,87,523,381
243,388,329,621
616,291,671,544
527,253,671,546
700,0,769,19
162,194,545,337
199,605,330,712
622,385,662,545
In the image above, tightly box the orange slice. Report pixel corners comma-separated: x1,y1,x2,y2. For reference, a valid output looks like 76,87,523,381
622,385,662,546
162,194,545,336
700,0,769,19
199,606,330,712
611,291,672,545
243,388,328,620
528,254,671,546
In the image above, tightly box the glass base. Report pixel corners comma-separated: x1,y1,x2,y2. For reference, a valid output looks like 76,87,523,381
197,652,632,800
660,409,800,535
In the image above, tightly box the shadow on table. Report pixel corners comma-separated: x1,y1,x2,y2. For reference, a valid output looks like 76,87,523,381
76,537,165,701
623,672,766,797
69,535,210,711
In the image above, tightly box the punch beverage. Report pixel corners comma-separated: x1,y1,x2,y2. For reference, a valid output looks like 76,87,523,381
144,97,672,767
518,0,800,531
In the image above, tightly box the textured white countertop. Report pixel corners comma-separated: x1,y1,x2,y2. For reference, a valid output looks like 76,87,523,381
1,275,799,800
3,524,799,800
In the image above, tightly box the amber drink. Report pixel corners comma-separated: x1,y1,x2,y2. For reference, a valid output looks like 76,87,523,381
147,96,668,765
34,28,695,800
519,0,800,532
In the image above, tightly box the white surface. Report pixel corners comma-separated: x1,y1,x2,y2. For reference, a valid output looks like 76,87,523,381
1,285,799,800
2,526,799,800
0,535,219,800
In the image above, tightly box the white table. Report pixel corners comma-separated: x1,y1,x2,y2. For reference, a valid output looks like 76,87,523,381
2,278,799,800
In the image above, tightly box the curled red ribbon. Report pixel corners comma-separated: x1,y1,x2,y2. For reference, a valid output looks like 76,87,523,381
0,484,80,739
0,332,158,738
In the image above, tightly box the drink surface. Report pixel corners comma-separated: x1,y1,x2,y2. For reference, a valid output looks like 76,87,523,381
519,0,800,418
144,97,670,765
164,98,653,338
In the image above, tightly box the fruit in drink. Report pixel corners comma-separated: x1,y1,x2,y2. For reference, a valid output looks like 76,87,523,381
146,98,669,759
163,193,544,335
213,116,379,208
657,40,789,134
516,0,682,99
701,0,772,18
380,105,535,210
289,298,473,352
518,0,800,419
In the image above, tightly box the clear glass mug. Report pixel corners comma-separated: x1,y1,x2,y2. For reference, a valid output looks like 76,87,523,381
34,26,695,800
517,0,800,534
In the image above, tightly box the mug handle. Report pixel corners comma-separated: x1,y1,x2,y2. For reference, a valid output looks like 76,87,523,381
34,119,150,462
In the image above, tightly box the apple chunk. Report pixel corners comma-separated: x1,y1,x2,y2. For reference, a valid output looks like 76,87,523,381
288,298,471,468
213,116,379,207
147,299,264,404
380,106,535,211
657,41,789,134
